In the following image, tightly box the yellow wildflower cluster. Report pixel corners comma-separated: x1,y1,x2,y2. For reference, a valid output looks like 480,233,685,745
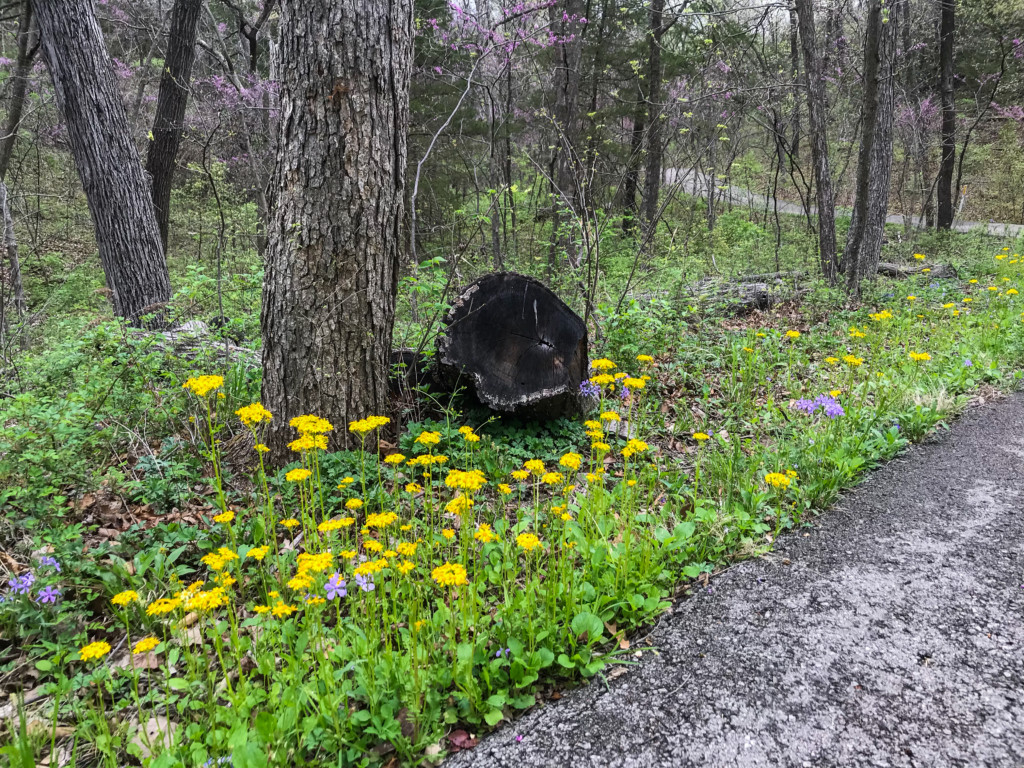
365,511,399,529
200,547,239,571
182,375,224,398
349,415,390,435
236,402,272,427
79,640,112,662
445,469,487,491
764,472,791,489
516,532,542,552
431,562,469,587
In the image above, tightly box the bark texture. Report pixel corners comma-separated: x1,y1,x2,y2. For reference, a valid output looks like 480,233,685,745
35,0,171,325
0,0,37,182
936,0,956,230
844,0,899,293
794,0,839,281
145,0,204,252
261,0,414,456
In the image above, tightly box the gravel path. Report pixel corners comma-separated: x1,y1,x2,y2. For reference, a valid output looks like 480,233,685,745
447,393,1024,768
664,168,1024,238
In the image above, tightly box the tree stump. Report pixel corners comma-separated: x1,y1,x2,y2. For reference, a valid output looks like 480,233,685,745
436,272,588,416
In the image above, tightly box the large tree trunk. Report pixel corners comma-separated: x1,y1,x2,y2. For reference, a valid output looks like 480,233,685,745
35,0,171,326
788,2,802,163
260,0,414,457
794,0,839,281
844,0,899,293
936,0,955,230
145,0,204,253
641,0,667,231
0,0,37,182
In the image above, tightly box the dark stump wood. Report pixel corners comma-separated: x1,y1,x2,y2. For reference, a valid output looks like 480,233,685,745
436,272,588,416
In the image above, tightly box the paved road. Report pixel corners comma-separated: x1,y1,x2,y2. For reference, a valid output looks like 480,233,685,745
665,168,1024,238
447,392,1024,768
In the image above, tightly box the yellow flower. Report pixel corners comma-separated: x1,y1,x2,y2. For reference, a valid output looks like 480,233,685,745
742,347,754,353
909,352,931,362
830,390,841,397
291,415,333,435
764,472,791,489
340,549,357,560
400,524,412,531
363,539,384,554
636,354,654,363
236,403,272,427
111,590,140,607
843,355,863,367
182,375,224,398
287,573,314,591
441,528,455,540
988,286,999,291
318,519,343,533
384,453,406,465
516,532,542,552
445,494,474,516
786,330,800,338
397,542,418,557
247,546,269,561
365,511,399,528
969,279,978,284
906,295,916,302
280,518,300,529
133,637,160,655
591,441,611,453
285,468,311,483
524,459,545,475
79,640,112,662
271,602,296,618
590,373,614,386
590,358,616,371
623,377,646,389
599,411,620,422
693,432,710,441
415,430,441,446
338,476,355,486
445,469,487,491
146,597,181,617
559,453,583,471
583,420,602,430
213,510,234,524
541,471,564,486
397,560,416,575
183,587,228,613
1008,289,1019,296
913,253,926,260
825,356,840,364
405,482,423,493
586,472,603,484
498,483,512,494
511,469,530,482
431,562,469,587
255,443,270,453
625,438,649,453
963,298,973,303
345,498,364,510
474,523,498,544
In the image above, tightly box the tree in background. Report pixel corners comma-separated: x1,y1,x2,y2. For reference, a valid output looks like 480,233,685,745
34,0,171,326
260,0,415,456
145,0,204,253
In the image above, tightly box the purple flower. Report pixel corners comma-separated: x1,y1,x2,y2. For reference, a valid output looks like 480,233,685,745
495,647,511,658
37,586,61,604
516,734,524,743
325,573,347,600
38,556,60,572
7,572,35,595
619,386,631,401
963,358,973,367
578,380,600,398
791,398,817,414
354,573,375,593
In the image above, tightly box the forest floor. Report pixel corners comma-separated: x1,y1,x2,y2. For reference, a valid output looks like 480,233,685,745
446,390,1024,768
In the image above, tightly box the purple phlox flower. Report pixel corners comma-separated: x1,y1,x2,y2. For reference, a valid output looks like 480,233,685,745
579,380,600,398
38,556,60,572
516,734,524,743
791,398,817,414
814,394,845,419
963,358,973,367
619,386,631,401
354,573,375,593
7,572,35,595
495,646,511,658
325,573,347,600
37,586,61,604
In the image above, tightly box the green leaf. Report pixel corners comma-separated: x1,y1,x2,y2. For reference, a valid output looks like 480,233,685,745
167,678,189,690
484,709,504,726
570,611,604,642
34,660,53,672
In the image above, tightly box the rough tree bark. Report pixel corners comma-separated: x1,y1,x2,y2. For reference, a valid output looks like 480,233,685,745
844,0,900,293
618,101,646,234
936,0,956,230
788,2,801,163
145,0,204,253
34,0,171,325
261,0,414,457
794,0,839,282
0,0,37,181
641,0,667,231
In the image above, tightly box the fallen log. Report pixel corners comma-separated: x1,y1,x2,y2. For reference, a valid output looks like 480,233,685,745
436,272,588,416
877,261,958,279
